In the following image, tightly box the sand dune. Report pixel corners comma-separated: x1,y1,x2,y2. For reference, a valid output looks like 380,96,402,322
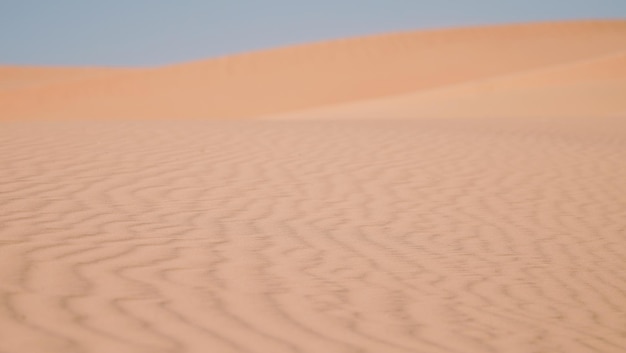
2,20,626,120
269,51,626,120
1,20,626,353
0,66,127,92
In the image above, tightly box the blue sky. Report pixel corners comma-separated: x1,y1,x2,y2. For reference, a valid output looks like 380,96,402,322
1,1,625,67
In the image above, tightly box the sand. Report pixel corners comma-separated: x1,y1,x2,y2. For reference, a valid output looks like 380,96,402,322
0,66,128,92
1,20,626,353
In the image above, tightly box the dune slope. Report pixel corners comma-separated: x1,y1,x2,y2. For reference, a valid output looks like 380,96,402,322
270,51,626,120
0,66,128,92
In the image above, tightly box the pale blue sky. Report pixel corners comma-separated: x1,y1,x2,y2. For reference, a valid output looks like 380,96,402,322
1,1,625,67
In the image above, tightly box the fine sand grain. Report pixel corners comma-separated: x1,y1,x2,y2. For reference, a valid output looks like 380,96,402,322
1,20,626,353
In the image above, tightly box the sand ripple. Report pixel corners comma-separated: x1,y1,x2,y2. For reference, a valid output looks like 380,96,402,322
1,119,625,352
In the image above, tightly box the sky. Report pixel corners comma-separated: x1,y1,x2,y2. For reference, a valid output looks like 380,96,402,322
1,1,625,67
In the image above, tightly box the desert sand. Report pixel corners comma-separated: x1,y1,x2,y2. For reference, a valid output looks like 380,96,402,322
0,66,128,92
1,20,626,353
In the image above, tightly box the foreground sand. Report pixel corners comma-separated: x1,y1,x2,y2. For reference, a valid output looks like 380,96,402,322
1,20,626,353
2,117,625,353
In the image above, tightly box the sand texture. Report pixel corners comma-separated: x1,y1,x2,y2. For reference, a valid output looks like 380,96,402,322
1,20,626,353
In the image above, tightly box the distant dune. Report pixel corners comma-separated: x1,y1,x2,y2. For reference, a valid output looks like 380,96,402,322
270,50,626,120
0,66,127,92
1,20,625,120
2,20,626,353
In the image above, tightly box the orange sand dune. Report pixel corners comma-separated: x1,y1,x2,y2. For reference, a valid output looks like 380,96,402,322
270,51,626,120
0,66,127,92
2,20,626,353
2,20,626,120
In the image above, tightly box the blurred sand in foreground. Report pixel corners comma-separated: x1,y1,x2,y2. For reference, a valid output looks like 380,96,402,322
1,20,625,353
